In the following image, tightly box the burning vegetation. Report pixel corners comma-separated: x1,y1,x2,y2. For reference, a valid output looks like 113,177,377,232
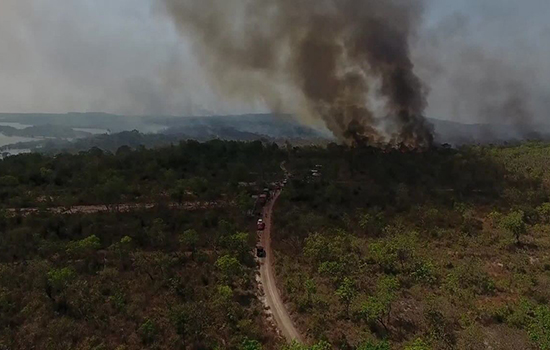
161,0,434,149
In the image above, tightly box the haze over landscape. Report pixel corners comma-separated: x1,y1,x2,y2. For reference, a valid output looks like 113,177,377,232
1,0,549,147
4,2,550,350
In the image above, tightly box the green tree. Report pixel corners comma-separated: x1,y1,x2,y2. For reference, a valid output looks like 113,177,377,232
0,175,18,187
97,176,127,209
187,177,209,197
138,319,157,345
281,341,331,350
170,179,188,204
47,267,76,291
215,255,243,284
239,338,262,350
170,303,207,345
146,218,168,247
528,305,550,350
537,203,550,224
360,276,399,331
227,232,250,261
500,210,526,244
180,229,199,254
66,235,101,268
236,191,254,213
336,277,357,316
357,340,391,350
404,338,431,350
213,285,234,313
66,235,101,256
305,278,317,305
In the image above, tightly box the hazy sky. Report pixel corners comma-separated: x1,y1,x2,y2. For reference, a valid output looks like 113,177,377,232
1,0,549,124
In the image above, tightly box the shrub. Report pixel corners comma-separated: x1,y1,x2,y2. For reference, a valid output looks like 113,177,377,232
412,261,437,285
240,338,262,350
0,175,18,187
335,277,357,314
66,235,101,257
357,340,391,350
528,305,550,350
537,203,550,223
404,338,431,350
215,255,243,283
47,267,76,291
445,260,495,296
138,319,157,344
360,276,399,331
500,210,526,244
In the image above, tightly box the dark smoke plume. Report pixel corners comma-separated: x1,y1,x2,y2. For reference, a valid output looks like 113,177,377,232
161,0,433,148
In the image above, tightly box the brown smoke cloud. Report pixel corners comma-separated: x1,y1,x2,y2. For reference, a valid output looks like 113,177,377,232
161,0,434,148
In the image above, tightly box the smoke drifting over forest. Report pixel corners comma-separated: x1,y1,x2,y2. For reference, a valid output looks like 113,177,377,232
162,0,434,148
1,0,549,146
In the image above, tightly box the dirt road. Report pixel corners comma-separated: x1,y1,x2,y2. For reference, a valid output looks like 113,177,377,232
259,190,304,343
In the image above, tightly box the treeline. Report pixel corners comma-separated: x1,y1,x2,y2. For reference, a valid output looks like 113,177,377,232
0,140,285,207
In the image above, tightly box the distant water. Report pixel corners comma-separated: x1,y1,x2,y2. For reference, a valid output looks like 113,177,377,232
73,127,109,135
1,148,31,158
138,124,168,133
0,122,32,129
0,134,34,147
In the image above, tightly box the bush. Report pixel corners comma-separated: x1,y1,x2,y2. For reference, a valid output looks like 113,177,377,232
138,319,157,344
412,261,437,285
537,203,550,223
357,340,391,350
215,255,243,283
47,267,76,291
240,338,262,350
500,210,526,244
445,260,495,296
404,338,431,350
66,235,101,257
528,305,550,350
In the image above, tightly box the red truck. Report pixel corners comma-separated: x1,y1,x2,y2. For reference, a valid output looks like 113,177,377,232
257,219,266,231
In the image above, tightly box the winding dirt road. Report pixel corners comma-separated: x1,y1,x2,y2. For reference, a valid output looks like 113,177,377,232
259,188,304,343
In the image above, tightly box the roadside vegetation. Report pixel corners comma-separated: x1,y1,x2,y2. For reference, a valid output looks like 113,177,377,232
274,142,550,350
0,141,285,349
4,139,550,349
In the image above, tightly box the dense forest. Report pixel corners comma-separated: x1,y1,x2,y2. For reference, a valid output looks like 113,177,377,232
0,140,284,208
3,140,550,349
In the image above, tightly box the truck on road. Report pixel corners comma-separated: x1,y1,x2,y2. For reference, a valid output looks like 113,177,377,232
257,218,266,231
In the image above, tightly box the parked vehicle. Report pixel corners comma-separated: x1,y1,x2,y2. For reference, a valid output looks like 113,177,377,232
257,218,266,231
256,246,266,258
258,194,268,205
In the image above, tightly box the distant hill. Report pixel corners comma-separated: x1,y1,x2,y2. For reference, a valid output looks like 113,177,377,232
430,119,550,146
0,112,331,138
0,113,549,152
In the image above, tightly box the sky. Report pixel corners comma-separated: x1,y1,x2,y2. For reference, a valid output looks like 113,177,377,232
0,0,549,124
